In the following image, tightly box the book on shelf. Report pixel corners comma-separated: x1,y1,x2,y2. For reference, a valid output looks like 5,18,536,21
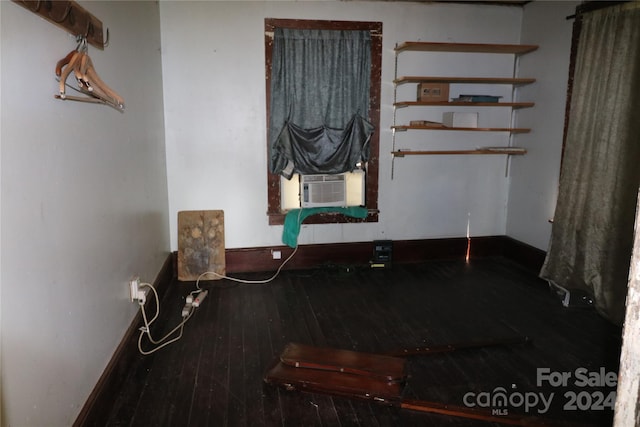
409,120,445,127
451,95,502,103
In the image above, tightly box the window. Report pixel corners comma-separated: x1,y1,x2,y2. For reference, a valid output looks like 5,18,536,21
264,18,382,225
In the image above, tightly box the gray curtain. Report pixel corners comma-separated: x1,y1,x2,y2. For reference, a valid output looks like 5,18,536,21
540,3,640,325
269,28,374,179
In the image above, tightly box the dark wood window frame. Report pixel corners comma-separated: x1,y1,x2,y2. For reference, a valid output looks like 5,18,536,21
264,18,382,226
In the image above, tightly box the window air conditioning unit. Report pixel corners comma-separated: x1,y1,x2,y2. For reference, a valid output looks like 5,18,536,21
300,174,347,208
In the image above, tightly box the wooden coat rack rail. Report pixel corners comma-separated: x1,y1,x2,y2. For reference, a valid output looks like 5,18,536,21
12,0,106,49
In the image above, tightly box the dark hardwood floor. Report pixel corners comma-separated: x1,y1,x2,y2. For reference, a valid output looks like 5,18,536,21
101,257,621,427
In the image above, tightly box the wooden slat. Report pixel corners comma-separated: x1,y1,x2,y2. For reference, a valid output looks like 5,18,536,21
394,76,536,85
395,41,538,54
226,284,249,425
186,287,221,425
392,149,527,156
392,125,531,134
279,342,406,382
394,101,535,109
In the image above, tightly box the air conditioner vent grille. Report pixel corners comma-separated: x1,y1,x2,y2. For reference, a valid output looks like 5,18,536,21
301,174,347,208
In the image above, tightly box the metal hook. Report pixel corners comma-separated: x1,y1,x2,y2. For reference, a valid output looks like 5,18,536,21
75,22,107,50
84,20,94,38
49,1,72,23
75,35,87,52
103,27,110,48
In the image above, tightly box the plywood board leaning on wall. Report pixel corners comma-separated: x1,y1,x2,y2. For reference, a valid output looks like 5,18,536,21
177,210,225,281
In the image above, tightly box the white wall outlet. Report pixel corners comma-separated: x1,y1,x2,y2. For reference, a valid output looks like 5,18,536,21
129,276,141,302
272,250,282,260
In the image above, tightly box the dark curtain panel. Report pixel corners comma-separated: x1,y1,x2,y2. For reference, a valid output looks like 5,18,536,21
269,28,374,179
540,3,640,325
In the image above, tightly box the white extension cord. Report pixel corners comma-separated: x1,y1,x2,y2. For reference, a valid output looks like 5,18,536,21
138,245,297,355
137,284,208,355
194,244,299,289
194,209,303,288
138,210,302,355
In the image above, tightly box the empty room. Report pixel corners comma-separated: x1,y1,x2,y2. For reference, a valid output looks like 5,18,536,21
2,1,639,426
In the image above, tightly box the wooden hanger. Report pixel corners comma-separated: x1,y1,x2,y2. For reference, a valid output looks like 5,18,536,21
55,37,125,111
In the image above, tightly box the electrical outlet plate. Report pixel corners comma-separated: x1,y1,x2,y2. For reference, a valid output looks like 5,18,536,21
129,276,141,302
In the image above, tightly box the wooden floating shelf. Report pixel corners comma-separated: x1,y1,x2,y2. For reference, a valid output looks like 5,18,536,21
392,148,528,157
394,101,535,109
392,125,531,134
394,76,536,86
395,42,539,55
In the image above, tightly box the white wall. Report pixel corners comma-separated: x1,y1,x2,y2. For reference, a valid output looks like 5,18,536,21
0,2,170,426
160,1,524,250
506,1,578,250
